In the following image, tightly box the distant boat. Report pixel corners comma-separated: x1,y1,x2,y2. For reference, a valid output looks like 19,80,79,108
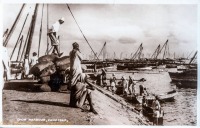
168,69,197,88
177,65,188,71
166,64,177,68
156,65,166,69
135,66,152,71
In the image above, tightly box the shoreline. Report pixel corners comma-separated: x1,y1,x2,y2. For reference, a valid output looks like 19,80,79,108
2,81,150,125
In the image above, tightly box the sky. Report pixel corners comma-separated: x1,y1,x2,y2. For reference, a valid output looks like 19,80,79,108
2,3,198,61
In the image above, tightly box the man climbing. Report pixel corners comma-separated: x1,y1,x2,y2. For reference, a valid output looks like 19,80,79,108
48,17,64,57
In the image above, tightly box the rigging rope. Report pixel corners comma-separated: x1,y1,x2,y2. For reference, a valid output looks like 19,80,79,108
10,13,29,60
66,4,100,60
16,35,24,61
38,4,44,57
97,42,106,59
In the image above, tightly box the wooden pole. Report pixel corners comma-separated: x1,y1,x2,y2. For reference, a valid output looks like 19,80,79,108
20,19,33,62
16,35,24,61
25,4,39,58
38,4,44,57
10,13,29,60
46,4,49,55
4,4,25,47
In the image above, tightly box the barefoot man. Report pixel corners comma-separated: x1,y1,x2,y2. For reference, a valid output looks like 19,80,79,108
69,42,97,114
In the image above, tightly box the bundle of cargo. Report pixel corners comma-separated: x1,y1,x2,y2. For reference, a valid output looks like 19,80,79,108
29,55,58,91
29,61,55,77
38,54,59,63
55,56,70,70
31,55,71,92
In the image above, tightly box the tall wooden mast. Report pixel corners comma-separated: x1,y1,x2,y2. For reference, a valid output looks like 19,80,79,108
25,4,39,57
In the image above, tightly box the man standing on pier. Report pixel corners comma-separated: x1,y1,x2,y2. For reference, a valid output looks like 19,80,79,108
48,17,64,57
69,42,97,114
69,42,83,87
2,46,11,81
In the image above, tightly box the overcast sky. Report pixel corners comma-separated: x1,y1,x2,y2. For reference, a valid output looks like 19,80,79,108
3,3,197,60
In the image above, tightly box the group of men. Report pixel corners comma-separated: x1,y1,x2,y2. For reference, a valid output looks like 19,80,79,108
99,71,146,97
142,93,164,125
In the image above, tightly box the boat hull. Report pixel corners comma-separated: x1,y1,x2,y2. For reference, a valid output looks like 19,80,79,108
168,69,197,89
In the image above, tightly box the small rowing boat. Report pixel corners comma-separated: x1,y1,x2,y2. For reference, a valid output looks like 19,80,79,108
156,90,177,102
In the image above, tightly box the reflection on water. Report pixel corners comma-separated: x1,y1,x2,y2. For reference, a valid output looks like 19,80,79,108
106,69,197,125
162,88,197,125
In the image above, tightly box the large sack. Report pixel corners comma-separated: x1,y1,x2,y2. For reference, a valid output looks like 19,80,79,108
40,76,51,83
57,64,70,71
38,54,59,63
55,56,70,66
40,83,51,92
30,61,54,76
40,65,56,77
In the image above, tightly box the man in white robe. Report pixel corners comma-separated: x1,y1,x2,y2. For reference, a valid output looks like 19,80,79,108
48,17,64,57
69,42,83,87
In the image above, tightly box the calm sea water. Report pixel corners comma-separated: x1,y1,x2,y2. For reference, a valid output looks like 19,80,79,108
106,69,197,125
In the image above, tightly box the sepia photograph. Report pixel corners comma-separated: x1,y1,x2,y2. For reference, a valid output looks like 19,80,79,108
1,1,198,126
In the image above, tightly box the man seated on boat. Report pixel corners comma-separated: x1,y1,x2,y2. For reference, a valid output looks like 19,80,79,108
153,106,160,125
152,96,161,125
139,85,149,96
152,96,161,110
143,88,149,96
110,73,116,95
69,73,98,115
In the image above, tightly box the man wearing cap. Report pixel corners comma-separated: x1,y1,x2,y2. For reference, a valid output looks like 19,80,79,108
69,42,83,87
48,17,64,57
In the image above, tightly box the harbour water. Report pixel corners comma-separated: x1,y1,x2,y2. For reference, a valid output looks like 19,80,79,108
105,68,197,125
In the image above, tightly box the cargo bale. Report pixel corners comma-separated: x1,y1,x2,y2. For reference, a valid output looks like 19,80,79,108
38,54,59,63
55,56,70,66
40,83,51,92
30,61,54,76
40,76,51,83
57,64,70,71
59,70,67,75
40,65,56,77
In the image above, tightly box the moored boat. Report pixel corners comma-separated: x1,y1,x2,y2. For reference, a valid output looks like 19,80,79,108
168,69,197,88
156,90,177,102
